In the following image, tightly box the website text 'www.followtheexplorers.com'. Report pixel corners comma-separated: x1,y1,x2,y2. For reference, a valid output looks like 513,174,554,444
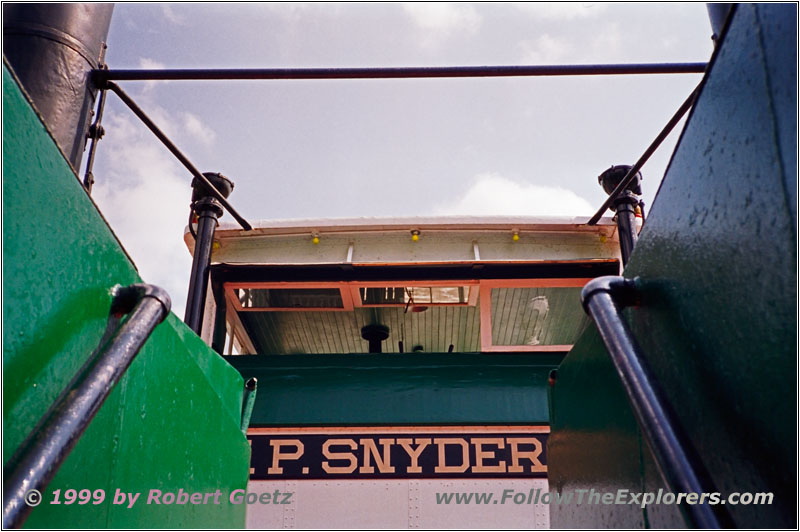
435,488,774,508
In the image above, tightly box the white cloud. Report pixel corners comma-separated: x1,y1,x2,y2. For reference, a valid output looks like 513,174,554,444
182,112,216,146
402,3,481,48
91,82,221,319
92,111,194,317
660,35,680,51
90,69,224,319
254,3,318,20
116,81,216,150
436,173,594,216
403,3,480,32
138,57,165,70
518,34,571,63
591,22,622,55
513,3,607,20
138,57,166,93
162,5,186,25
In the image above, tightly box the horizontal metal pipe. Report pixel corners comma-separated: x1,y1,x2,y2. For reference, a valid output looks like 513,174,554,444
2,284,171,529
587,86,699,225
105,82,253,231
581,276,728,528
95,62,708,82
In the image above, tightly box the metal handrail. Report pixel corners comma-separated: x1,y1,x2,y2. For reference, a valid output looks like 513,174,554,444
91,62,709,233
580,276,730,529
2,284,171,529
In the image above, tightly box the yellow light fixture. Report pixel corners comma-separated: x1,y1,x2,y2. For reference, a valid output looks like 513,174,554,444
312,233,320,245
512,231,520,242
411,230,420,242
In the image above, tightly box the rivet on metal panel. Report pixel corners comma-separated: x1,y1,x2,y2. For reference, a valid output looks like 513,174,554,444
283,480,296,529
408,480,420,528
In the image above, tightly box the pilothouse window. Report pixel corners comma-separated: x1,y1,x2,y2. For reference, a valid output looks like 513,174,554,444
359,286,470,306
236,288,344,309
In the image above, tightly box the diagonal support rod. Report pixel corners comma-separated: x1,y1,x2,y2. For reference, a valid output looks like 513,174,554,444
104,81,252,231
587,86,699,225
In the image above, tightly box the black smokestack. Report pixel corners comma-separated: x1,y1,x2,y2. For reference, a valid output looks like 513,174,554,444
3,3,114,171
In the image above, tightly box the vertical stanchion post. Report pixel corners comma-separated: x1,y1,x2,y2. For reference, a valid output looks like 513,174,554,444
614,194,640,265
240,378,258,434
184,172,234,334
597,166,643,266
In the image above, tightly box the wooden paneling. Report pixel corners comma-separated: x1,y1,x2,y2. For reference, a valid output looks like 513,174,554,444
241,302,482,354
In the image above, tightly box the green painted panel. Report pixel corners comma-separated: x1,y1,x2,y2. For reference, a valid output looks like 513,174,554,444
225,353,563,426
549,5,796,528
3,64,249,528
548,328,648,528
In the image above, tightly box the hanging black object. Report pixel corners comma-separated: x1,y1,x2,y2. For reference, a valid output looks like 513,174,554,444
361,324,390,353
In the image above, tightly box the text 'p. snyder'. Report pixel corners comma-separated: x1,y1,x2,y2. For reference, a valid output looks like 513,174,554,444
247,428,549,480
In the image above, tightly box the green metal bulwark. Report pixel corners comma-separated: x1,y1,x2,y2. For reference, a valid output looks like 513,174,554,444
549,328,647,527
225,353,563,426
549,4,796,529
3,63,250,528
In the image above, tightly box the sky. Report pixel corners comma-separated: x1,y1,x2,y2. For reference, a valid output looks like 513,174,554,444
86,2,714,316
